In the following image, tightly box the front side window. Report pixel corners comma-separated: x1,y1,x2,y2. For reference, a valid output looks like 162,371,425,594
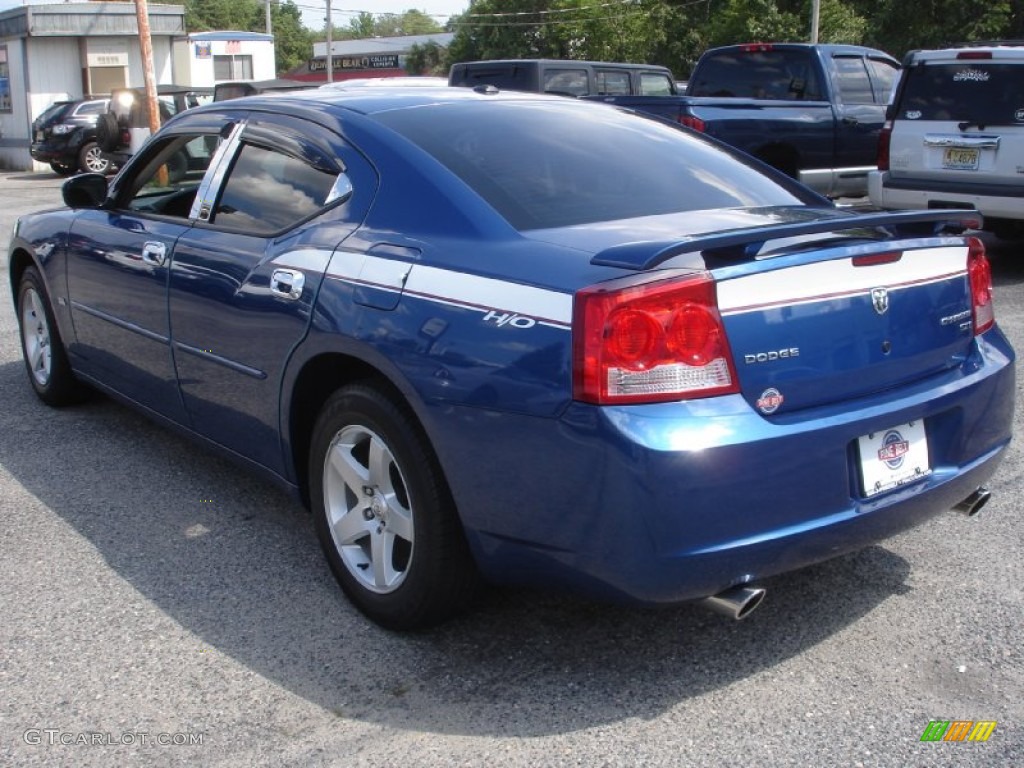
897,62,1024,125
121,133,222,218
212,143,337,233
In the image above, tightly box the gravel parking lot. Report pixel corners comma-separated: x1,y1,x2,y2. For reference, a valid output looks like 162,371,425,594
0,170,1021,767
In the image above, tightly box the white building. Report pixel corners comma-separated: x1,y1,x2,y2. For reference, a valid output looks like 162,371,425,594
172,30,276,88
0,3,276,171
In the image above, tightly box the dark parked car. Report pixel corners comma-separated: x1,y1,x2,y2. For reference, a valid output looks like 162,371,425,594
30,98,114,175
9,87,1014,630
96,84,212,169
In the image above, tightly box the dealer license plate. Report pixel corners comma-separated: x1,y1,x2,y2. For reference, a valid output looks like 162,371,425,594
943,147,979,170
857,420,931,497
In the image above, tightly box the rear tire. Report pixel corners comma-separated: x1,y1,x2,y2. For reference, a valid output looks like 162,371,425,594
309,384,482,630
16,266,86,406
78,141,112,175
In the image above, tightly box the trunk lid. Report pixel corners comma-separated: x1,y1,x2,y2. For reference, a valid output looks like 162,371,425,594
575,207,983,415
715,240,975,414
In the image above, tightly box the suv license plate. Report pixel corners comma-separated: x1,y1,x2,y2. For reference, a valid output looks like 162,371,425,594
858,421,931,498
943,147,979,170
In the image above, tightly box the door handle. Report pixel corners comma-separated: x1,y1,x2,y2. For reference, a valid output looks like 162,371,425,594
841,116,859,126
270,269,305,300
141,241,167,267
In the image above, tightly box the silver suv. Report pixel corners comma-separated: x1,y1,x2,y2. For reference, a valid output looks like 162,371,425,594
869,42,1024,239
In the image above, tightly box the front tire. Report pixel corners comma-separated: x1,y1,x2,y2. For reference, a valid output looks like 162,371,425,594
17,267,85,406
309,384,482,630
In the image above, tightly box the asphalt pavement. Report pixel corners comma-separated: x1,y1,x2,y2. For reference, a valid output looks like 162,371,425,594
0,171,1021,767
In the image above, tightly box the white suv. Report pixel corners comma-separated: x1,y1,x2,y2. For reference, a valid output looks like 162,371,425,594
869,43,1024,239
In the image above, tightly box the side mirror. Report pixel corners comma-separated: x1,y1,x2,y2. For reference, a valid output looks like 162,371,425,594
62,173,109,208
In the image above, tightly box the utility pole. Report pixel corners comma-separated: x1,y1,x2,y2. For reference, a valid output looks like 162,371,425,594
265,0,272,35
325,0,333,83
810,0,820,44
134,0,160,139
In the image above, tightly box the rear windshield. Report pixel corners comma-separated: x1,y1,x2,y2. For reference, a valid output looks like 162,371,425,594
688,49,823,100
896,62,1024,125
373,100,808,230
36,102,73,124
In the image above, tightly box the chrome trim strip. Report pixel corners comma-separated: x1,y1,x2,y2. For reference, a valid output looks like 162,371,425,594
189,120,248,221
173,341,267,379
70,301,168,343
923,134,1001,149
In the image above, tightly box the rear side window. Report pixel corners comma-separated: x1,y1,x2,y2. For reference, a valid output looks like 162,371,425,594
543,68,588,96
640,73,674,96
375,101,807,230
74,100,108,116
595,70,630,95
213,143,337,233
833,57,874,104
689,49,823,100
896,62,1024,125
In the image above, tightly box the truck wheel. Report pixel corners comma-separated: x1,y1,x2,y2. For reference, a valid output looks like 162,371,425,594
78,141,112,175
309,384,482,630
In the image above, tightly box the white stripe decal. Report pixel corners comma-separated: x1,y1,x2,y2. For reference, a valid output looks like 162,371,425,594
718,246,968,315
272,248,334,273
325,254,573,327
406,265,573,327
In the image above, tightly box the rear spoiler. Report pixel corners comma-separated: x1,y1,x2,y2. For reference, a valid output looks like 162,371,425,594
591,209,982,270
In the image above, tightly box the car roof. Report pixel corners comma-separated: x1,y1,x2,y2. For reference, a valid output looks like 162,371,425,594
906,44,1024,63
190,84,586,118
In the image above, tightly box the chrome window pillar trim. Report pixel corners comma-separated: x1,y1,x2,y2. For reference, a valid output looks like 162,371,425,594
188,119,248,221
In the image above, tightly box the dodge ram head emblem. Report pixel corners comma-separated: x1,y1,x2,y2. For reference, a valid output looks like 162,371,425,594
871,287,889,316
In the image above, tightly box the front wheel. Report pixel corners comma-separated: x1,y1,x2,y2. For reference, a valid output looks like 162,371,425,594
17,266,86,406
309,384,482,630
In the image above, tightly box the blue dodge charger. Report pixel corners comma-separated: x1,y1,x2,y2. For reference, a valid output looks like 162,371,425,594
9,87,1015,629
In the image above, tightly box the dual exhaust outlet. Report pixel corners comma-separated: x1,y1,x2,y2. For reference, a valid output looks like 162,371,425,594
699,486,991,620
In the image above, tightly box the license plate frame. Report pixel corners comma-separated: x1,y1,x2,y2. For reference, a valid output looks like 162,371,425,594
857,420,931,498
942,147,980,170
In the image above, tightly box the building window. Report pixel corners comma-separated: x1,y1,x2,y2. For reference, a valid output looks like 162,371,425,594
214,55,253,81
0,45,11,113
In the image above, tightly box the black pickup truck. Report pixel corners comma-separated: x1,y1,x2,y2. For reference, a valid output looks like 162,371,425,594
588,43,900,197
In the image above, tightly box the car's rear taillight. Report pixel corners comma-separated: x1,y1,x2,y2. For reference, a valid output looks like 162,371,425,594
679,115,706,132
957,51,992,60
741,43,774,52
573,272,739,404
876,120,892,171
967,237,994,335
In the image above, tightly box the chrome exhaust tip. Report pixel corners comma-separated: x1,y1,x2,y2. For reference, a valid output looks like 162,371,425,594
953,486,991,517
699,585,766,620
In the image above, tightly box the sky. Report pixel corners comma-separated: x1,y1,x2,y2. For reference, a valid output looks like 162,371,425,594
0,1,472,30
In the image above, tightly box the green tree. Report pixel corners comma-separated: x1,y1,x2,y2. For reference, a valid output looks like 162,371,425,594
405,41,449,75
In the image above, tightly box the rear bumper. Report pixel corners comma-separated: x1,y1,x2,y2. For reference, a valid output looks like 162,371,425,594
29,141,74,164
869,170,1024,222
439,329,1015,604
